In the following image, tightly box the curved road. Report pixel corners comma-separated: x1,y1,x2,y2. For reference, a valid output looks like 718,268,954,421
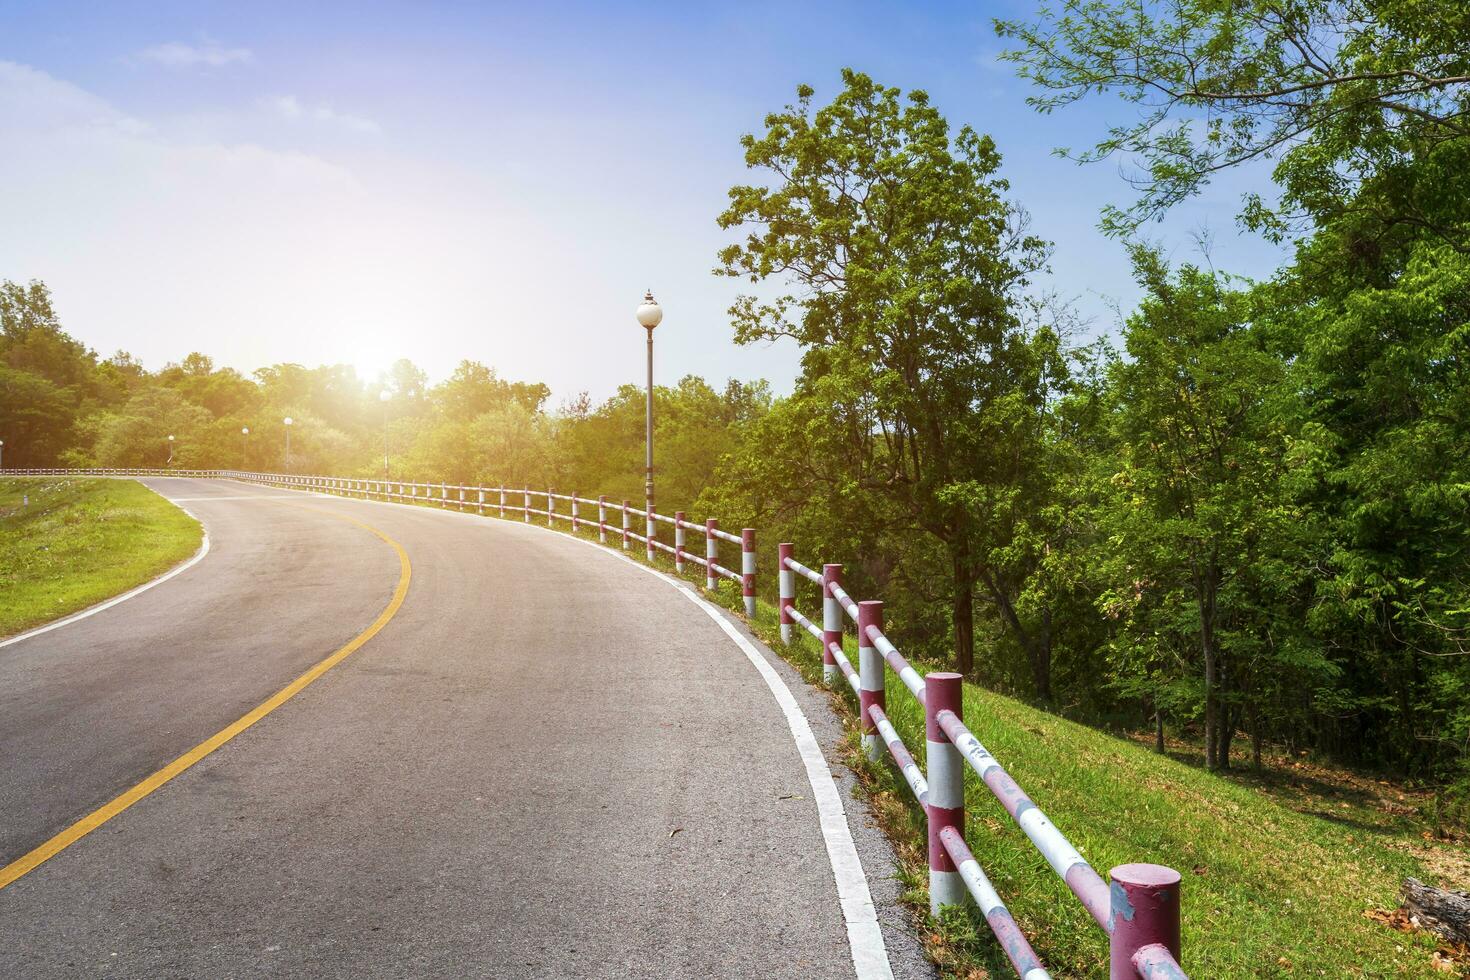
0,477,928,979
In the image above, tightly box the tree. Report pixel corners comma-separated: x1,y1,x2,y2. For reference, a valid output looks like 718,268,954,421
1092,249,1318,768
996,0,1470,241
1,279,105,465
717,70,1055,676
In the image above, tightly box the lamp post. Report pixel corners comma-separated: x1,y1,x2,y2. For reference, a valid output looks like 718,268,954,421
241,426,250,469
0,439,5,470
283,417,293,472
635,290,663,544
167,434,175,467
379,389,392,481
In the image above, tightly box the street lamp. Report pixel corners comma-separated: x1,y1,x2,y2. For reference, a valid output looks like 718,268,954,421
635,289,663,549
283,417,294,471
241,426,250,469
379,389,392,481
167,434,175,467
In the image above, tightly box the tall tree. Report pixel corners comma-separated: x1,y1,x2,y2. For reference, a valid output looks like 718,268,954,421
717,70,1056,675
1094,250,1317,769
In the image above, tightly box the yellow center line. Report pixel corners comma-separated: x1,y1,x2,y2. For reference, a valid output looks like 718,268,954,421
0,507,412,891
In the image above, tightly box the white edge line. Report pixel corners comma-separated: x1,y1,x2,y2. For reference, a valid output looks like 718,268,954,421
277,484,896,980
559,534,897,980
0,485,211,649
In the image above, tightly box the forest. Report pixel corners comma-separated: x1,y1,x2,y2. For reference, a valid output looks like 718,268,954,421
4,1,1467,815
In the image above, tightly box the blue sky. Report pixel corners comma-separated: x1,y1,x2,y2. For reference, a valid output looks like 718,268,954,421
1,1,1287,401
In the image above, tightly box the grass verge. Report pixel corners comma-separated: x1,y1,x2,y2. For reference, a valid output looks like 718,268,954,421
259,482,1470,977
0,477,203,638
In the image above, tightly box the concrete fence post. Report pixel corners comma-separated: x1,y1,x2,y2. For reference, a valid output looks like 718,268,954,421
441,482,447,507
858,601,886,761
741,529,756,617
1109,865,1182,980
523,486,530,523
622,500,632,550
547,489,554,527
411,483,417,499
778,543,795,645
478,488,484,514
459,486,465,510
598,495,608,544
821,564,843,685
674,512,687,574
705,519,719,592
925,671,966,915
572,494,580,532
499,487,506,518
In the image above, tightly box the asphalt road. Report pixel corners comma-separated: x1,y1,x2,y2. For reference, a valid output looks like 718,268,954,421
0,477,930,979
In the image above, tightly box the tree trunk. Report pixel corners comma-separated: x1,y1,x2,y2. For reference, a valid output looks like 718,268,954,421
1154,710,1166,754
1249,705,1264,770
1199,561,1221,771
1202,636,1220,770
1214,666,1233,771
952,550,975,676
1216,707,1234,771
1036,604,1053,703
1400,878,1470,945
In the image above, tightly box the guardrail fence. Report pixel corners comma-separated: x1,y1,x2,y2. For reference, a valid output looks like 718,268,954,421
3,466,1187,979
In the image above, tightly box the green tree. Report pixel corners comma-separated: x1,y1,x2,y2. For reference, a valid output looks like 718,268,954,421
1093,250,1320,769
717,70,1055,675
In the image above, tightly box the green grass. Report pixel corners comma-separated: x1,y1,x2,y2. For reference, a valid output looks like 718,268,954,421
739,599,1464,977
0,477,203,638
259,481,1469,977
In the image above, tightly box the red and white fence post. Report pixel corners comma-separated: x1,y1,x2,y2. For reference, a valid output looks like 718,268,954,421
523,486,530,523
705,519,719,592
499,487,506,518
778,543,795,645
571,493,579,532
477,488,484,514
547,489,554,527
821,564,843,685
441,481,448,507
858,600,885,762
646,503,655,562
741,528,756,617
925,671,966,914
674,512,687,574
621,500,631,550
1109,864,1182,980
598,495,608,544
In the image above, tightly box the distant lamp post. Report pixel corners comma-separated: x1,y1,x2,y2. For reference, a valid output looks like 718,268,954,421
167,434,176,467
241,426,250,469
283,417,294,471
379,389,393,480
635,290,663,544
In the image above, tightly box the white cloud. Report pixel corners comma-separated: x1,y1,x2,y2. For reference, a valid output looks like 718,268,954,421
264,94,382,135
138,41,253,69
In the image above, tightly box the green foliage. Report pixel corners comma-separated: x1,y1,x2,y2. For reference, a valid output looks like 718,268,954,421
717,69,1062,677
996,0,1470,241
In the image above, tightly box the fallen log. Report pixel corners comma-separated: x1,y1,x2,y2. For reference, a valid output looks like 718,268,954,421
1401,878,1470,946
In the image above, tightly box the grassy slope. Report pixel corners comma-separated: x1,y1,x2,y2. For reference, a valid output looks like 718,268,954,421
0,477,202,637
253,486,1465,976
752,605,1463,978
